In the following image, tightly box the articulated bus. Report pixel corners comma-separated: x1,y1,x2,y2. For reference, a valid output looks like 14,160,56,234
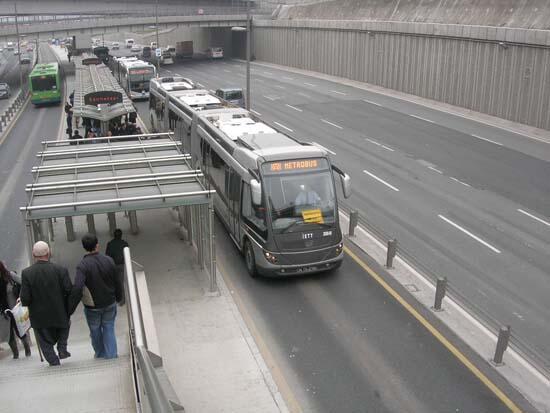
111,57,155,100
150,77,352,277
29,62,62,105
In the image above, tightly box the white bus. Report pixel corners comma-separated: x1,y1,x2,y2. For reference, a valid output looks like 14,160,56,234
112,57,156,100
150,78,351,277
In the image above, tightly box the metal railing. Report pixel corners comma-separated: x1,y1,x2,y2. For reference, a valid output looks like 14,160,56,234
124,247,174,413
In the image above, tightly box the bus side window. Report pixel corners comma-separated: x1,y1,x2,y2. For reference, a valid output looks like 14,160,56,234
149,93,156,111
242,183,267,237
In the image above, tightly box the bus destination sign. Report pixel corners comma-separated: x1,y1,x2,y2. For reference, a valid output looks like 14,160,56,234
269,159,320,172
84,91,123,106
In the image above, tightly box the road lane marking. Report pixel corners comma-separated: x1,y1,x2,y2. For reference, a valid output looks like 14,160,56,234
223,69,231,73
428,166,443,174
438,215,501,253
274,85,286,89
304,82,316,87
197,82,205,87
283,76,294,81
410,114,435,123
330,90,347,96
363,170,400,192
365,137,381,146
250,109,262,116
255,78,265,83
362,99,382,107
311,141,336,155
344,246,522,413
321,119,343,130
263,95,277,101
517,209,550,228
274,121,293,132
297,92,311,98
381,145,394,152
285,104,302,112
471,134,503,146
263,71,273,75
450,177,471,187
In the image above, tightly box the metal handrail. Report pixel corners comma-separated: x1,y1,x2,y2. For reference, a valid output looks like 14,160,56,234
124,247,174,413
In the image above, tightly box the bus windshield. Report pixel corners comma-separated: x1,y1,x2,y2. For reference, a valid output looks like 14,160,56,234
31,75,57,92
128,69,155,91
261,158,336,233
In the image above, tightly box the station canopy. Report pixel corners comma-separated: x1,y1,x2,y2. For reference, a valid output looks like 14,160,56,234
73,55,136,122
21,133,214,221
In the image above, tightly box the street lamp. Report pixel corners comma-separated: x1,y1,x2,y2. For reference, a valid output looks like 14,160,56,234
14,1,23,91
155,0,160,77
231,1,251,110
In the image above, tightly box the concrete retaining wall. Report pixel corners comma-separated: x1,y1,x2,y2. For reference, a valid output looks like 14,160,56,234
253,19,550,130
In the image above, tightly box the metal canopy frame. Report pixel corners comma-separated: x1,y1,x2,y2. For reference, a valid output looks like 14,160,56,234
20,132,217,291
73,57,136,123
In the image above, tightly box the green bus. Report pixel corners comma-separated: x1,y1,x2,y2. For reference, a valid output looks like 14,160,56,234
29,62,62,105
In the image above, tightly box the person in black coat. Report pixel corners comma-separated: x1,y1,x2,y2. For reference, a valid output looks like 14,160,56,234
20,241,73,366
105,229,129,305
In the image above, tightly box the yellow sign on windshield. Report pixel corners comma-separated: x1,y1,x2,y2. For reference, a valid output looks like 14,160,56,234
302,209,324,224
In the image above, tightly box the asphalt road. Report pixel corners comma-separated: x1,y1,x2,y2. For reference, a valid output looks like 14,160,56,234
137,57,550,369
0,44,63,270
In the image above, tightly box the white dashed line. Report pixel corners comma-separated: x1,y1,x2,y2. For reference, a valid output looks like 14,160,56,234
285,104,302,112
283,77,294,81
263,71,273,75
250,109,262,116
263,95,277,101
330,90,347,96
517,209,550,228
428,166,443,174
274,121,294,132
471,134,503,146
304,82,317,87
311,141,336,155
321,119,343,130
363,170,400,192
450,177,471,187
365,137,381,146
274,85,286,89
223,69,231,73
197,83,205,87
297,92,311,98
362,99,382,107
438,215,501,254
410,114,435,123
255,79,265,83
381,145,394,152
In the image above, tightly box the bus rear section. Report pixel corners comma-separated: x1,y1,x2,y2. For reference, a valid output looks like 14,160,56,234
29,63,61,105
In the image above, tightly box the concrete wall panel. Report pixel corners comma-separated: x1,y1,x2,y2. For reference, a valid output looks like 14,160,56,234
254,24,550,130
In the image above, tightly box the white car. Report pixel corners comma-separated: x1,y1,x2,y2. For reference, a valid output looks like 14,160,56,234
131,45,141,53
112,42,120,50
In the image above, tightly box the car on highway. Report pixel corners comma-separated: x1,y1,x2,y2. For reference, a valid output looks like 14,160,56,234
112,42,120,50
205,47,223,59
20,54,32,64
13,50,20,55
131,45,141,54
26,45,33,52
0,83,11,99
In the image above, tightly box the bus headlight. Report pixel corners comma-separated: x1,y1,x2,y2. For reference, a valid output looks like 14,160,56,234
335,243,343,255
263,250,278,264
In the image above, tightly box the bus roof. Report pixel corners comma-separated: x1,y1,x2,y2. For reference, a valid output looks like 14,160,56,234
151,77,195,91
30,62,59,77
176,91,220,107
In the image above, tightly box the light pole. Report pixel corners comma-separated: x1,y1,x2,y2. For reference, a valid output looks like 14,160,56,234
155,0,160,77
245,0,251,110
14,2,23,92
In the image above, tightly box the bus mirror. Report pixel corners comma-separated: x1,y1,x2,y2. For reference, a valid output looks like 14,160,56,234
340,173,351,198
250,179,262,205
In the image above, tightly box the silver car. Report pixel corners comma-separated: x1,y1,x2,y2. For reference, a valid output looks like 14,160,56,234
0,83,11,99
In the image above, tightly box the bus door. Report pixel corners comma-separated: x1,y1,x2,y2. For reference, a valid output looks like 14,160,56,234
227,169,241,242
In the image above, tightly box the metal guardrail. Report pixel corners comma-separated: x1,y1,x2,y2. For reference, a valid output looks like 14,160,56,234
0,88,28,134
124,247,175,413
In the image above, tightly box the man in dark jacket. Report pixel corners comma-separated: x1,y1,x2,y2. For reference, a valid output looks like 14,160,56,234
105,229,129,305
20,241,73,366
70,234,123,359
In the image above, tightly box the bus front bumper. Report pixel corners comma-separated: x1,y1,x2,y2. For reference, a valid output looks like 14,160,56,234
256,250,344,277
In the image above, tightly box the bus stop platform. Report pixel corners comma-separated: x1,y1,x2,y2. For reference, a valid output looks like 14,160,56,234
1,207,288,413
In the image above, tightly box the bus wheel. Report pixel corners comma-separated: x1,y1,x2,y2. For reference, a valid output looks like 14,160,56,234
244,240,258,278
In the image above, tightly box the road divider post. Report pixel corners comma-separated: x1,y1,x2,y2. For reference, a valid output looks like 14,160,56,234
348,210,358,237
492,325,511,366
432,277,447,311
386,239,397,268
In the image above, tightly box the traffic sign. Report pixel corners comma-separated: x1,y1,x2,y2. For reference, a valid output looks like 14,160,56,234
155,48,162,57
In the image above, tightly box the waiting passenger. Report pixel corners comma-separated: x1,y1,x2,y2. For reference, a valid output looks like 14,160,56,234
105,229,129,305
70,129,82,145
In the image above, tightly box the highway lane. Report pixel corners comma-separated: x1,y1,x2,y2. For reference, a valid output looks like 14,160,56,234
0,44,63,270
214,218,528,412
0,49,34,112
143,58,550,366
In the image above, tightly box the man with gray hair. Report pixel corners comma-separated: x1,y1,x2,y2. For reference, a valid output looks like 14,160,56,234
20,241,73,366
